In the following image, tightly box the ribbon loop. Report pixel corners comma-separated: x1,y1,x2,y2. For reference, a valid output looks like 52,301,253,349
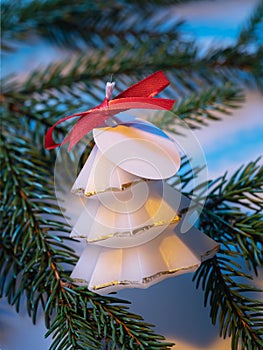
44,71,175,151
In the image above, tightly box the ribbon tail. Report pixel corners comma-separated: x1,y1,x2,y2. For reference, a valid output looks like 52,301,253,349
44,113,85,150
66,109,114,151
115,71,170,99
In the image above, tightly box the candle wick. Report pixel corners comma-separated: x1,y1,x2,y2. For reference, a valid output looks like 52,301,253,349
105,81,115,100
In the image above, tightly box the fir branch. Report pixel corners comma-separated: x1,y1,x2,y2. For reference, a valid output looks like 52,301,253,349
174,158,263,349
1,94,78,154
46,284,174,350
2,0,262,97
1,0,124,50
1,0,182,51
152,83,245,131
205,160,263,212
0,132,174,349
199,160,263,274
0,133,76,320
1,41,197,96
194,253,263,350
2,39,261,100
204,46,263,89
237,0,263,46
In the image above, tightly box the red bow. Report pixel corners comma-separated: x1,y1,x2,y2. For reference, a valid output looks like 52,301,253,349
44,71,175,151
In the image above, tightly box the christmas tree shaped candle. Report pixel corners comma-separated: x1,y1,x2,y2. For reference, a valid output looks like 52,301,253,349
45,71,219,294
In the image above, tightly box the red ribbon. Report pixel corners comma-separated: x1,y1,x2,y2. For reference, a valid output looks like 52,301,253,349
44,71,175,151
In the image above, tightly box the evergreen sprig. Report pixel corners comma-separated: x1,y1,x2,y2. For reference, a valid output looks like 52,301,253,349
192,159,263,350
0,133,75,321
1,0,183,51
237,0,263,46
200,160,263,273
152,83,245,131
2,42,261,97
1,0,125,51
194,253,263,350
0,132,174,349
46,285,174,350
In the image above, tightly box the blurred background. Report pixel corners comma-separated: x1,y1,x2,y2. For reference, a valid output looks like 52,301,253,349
1,0,262,349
